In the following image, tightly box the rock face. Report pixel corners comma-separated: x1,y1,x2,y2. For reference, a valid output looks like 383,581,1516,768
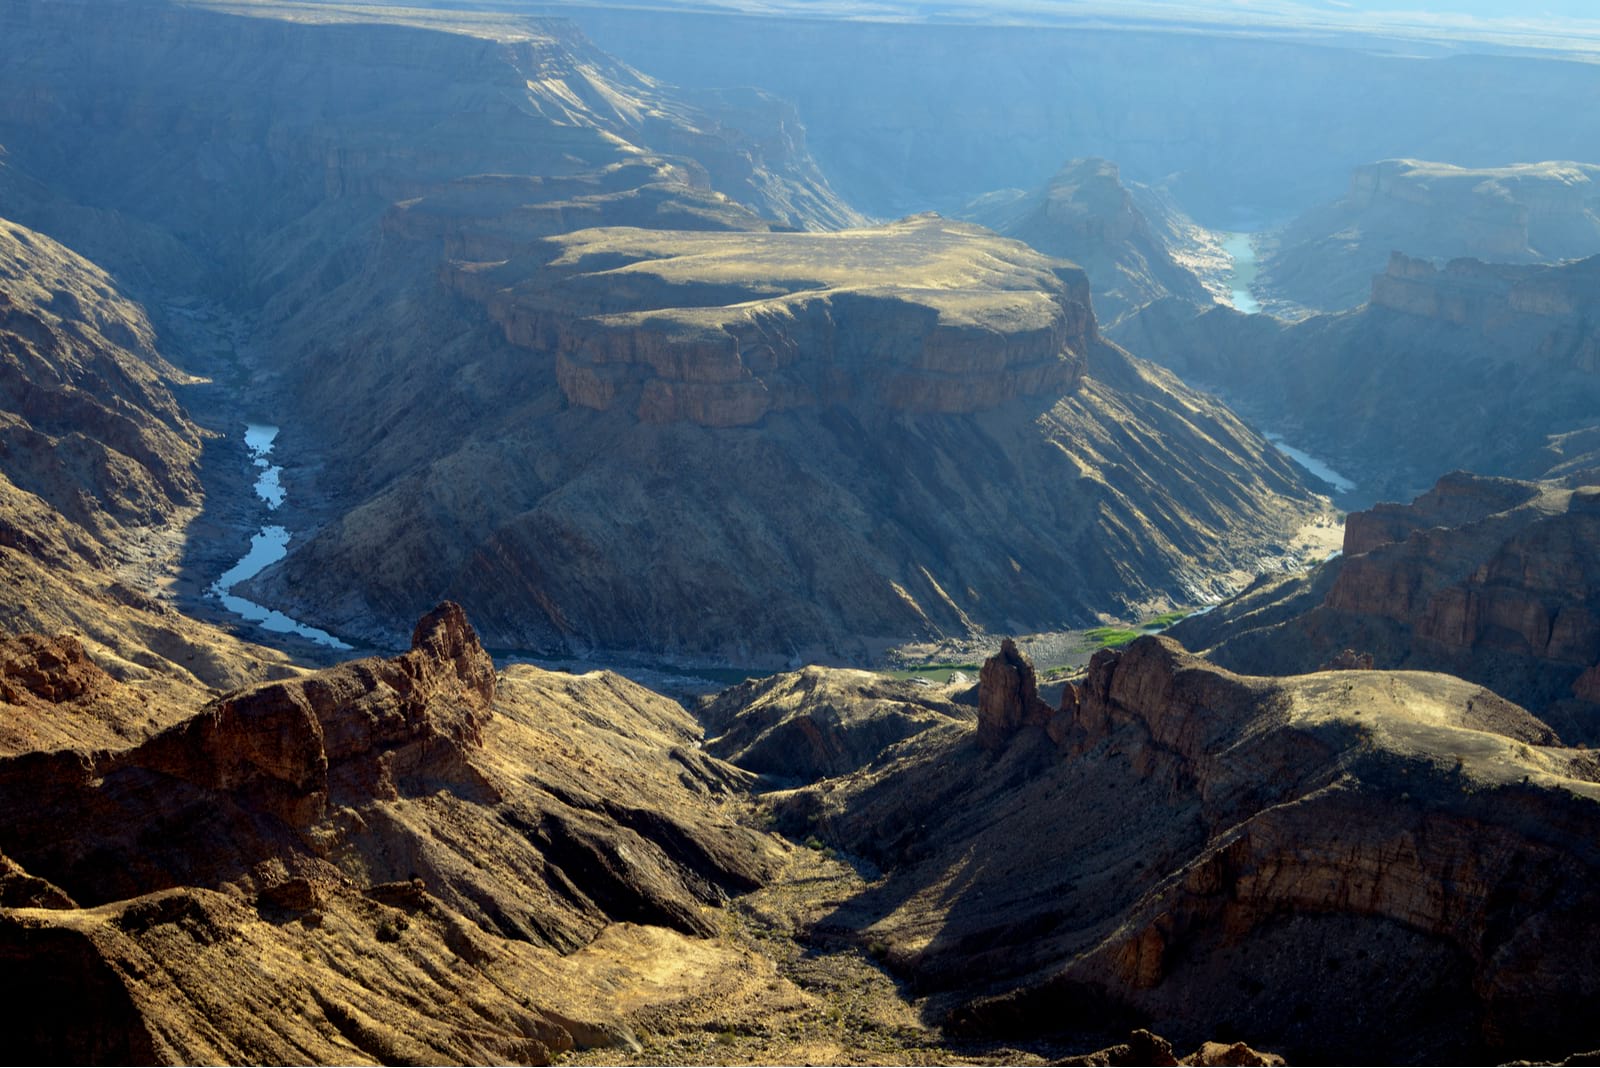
962,158,1214,326
0,213,303,698
773,634,1600,1063
1259,159,1600,313
0,217,200,550
0,604,802,1063
1173,472,1600,742
975,638,1059,749
456,216,1092,427
255,312,1319,659
1114,252,1600,505
698,665,973,781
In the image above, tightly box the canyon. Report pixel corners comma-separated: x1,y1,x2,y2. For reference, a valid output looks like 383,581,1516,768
1114,250,1600,505
2,0,1600,1064
1171,472,1600,744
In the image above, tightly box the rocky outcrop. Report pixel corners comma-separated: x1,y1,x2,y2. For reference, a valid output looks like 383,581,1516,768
1061,1029,1283,1067
975,638,1058,749
1260,159,1600,313
698,665,972,780
0,606,805,1063
1173,472,1600,742
774,633,1600,1063
962,158,1214,325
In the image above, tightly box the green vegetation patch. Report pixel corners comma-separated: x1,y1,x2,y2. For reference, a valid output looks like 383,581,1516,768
1082,627,1143,649
883,662,979,683
1143,610,1190,630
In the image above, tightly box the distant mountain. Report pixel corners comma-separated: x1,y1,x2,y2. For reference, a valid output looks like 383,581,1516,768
960,158,1214,326
558,6,1600,222
1258,159,1600,314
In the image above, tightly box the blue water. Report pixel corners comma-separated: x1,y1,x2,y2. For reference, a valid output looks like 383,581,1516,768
209,423,350,649
1222,232,1261,314
1266,433,1358,494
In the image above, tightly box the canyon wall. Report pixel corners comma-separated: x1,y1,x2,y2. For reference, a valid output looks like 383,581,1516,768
1114,251,1600,504
1261,159,1600,312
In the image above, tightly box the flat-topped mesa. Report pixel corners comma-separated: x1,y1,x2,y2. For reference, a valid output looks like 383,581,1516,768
1372,251,1600,344
456,215,1094,427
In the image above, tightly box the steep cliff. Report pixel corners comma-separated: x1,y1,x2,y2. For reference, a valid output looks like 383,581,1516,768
1114,252,1600,505
1170,472,1600,744
1259,159,1600,313
765,635,1600,1063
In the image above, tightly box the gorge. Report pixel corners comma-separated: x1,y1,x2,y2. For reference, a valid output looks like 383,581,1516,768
3,0,1600,1065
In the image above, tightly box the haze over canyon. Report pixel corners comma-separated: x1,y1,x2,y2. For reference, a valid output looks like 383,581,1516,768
1,0,1598,1064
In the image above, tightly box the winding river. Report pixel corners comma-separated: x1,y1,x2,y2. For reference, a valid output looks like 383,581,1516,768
209,424,351,649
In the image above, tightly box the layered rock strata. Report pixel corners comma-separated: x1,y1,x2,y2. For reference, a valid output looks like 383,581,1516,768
1173,472,1600,742
0,604,797,1063
1260,159,1600,313
1114,252,1600,504
450,215,1092,427
770,635,1600,1063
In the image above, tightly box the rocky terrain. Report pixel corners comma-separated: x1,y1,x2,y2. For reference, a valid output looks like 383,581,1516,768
1257,159,1600,314
765,634,1600,1064
11,0,1600,1064
697,666,973,782
1114,251,1600,505
1171,471,1600,744
0,604,798,1063
0,0,1326,664
960,159,1215,326
252,221,1321,659
0,213,303,709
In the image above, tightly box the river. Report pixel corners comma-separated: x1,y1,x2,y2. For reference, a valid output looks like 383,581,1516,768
1221,232,1262,314
208,423,351,649
1265,432,1358,494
